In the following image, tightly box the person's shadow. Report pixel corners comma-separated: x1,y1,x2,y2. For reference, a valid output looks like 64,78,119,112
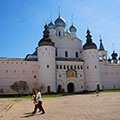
21,112,34,118
21,112,43,118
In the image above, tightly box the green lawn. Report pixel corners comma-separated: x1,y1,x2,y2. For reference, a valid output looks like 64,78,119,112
2,90,120,99
100,90,120,92
3,94,63,99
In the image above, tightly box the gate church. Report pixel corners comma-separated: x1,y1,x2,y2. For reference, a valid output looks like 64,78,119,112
0,13,120,94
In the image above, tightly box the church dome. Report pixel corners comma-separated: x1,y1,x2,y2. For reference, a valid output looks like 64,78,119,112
83,42,97,50
54,16,66,27
48,21,55,29
111,51,118,60
65,30,70,37
108,57,111,62
38,25,55,47
83,29,97,50
69,24,77,32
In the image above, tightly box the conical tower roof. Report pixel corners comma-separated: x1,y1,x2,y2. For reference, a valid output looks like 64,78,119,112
38,25,55,46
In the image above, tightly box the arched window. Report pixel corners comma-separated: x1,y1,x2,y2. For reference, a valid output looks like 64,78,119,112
66,70,77,78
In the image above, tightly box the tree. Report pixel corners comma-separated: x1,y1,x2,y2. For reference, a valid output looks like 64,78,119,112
10,81,29,94
39,84,46,93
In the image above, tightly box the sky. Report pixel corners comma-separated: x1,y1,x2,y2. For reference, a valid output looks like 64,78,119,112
0,0,120,58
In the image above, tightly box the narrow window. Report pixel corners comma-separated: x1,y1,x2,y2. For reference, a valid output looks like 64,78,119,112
67,65,69,69
56,48,58,56
59,31,61,36
74,65,76,69
87,66,89,69
34,75,36,79
75,52,78,58
65,51,68,57
71,65,73,69
64,65,66,69
77,65,80,69
56,65,59,69
81,66,83,69
6,70,8,73
47,65,49,68
60,65,62,69
0,88,3,93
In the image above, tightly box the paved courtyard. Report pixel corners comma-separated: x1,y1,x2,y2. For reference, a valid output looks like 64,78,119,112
1,92,120,120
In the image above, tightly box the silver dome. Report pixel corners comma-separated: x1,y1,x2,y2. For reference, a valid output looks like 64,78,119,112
48,21,55,29
55,16,66,27
66,30,70,36
69,24,77,32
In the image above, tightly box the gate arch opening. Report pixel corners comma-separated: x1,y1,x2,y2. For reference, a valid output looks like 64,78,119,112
67,82,74,93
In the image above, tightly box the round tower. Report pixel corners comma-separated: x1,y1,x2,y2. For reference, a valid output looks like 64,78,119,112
83,29,102,91
37,25,56,93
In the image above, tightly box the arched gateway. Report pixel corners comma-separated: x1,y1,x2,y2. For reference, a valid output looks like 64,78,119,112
67,82,74,93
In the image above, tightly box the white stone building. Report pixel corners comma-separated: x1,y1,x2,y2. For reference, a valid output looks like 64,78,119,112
0,14,120,95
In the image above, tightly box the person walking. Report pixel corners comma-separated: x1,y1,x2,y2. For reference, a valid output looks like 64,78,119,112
32,89,45,115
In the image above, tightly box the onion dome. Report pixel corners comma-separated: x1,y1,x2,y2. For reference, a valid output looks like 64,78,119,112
111,51,118,60
118,56,120,61
108,57,111,62
54,16,66,27
48,21,55,29
38,25,55,46
69,24,77,32
83,29,97,50
66,29,70,36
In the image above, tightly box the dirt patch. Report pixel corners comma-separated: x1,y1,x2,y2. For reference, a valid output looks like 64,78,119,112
1,93,120,120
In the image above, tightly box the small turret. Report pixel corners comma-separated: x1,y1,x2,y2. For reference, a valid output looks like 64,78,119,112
65,29,70,37
108,57,111,63
69,24,77,39
99,39,105,51
98,36,107,61
83,29,97,50
48,21,55,36
54,12,66,37
38,25,55,46
111,51,118,64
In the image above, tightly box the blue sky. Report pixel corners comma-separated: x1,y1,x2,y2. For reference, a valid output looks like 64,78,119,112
0,0,120,58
